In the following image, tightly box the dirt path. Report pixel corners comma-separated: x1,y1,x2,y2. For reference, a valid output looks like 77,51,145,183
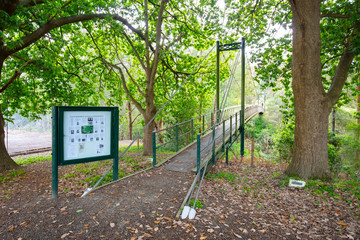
0,162,195,239
1,155,359,239
2,127,359,239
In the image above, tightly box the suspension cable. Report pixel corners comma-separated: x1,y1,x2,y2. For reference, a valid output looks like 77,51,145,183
84,44,217,195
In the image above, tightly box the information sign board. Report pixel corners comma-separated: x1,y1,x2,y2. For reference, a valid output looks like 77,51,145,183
63,111,112,162
52,106,119,198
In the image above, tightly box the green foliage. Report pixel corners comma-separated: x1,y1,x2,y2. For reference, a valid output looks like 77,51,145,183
83,172,115,187
273,121,294,163
189,199,204,209
328,133,342,176
340,122,360,172
246,116,266,140
246,116,276,154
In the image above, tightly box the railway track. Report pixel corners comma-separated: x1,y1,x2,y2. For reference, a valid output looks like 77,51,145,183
10,147,52,157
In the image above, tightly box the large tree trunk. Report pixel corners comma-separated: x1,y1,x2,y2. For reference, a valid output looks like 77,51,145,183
128,101,133,140
286,0,331,179
0,107,19,171
332,109,336,133
142,101,156,156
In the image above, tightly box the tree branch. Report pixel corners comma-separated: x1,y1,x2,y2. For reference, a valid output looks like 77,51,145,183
132,113,141,125
321,53,342,69
104,60,146,114
122,31,147,71
327,46,355,106
119,62,146,98
5,13,146,57
47,0,72,23
149,0,168,84
83,25,104,59
165,1,214,40
144,0,151,71
0,59,33,93
287,0,305,25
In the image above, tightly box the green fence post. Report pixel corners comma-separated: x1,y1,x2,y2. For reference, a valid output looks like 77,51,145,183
202,115,205,132
113,107,119,181
211,112,214,127
222,119,225,152
230,115,232,143
216,40,220,121
52,106,58,199
191,119,194,142
152,131,156,166
175,124,179,152
197,133,201,173
235,112,238,135
240,38,246,158
212,125,215,164
226,147,229,165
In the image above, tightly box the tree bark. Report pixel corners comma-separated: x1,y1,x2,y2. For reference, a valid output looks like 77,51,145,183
0,107,19,171
286,0,331,179
143,104,156,156
332,108,336,133
128,101,133,140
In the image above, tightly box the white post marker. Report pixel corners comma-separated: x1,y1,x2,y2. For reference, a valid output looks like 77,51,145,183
181,206,191,219
289,179,306,188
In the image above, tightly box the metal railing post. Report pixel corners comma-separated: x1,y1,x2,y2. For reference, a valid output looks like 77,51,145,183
175,124,179,152
240,38,246,159
235,112,238,135
211,112,214,127
202,115,205,132
222,119,225,152
230,115,232,143
197,133,201,173
226,147,229,165
212,125,216,164
152,131,156,166
191,119,194,142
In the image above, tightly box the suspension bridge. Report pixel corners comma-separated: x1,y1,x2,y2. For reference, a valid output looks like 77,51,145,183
151,104,264,218
53,39,265,218
152,105,264,173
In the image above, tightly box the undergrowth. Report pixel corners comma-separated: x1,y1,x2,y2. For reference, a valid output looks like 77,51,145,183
0,169,27,183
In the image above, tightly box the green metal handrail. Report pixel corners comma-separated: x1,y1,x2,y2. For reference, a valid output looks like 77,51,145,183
196,109,241,172
152,105,242,166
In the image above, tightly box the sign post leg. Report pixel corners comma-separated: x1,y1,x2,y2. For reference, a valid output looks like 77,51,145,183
113,108,119,181
52,157,58,198
113,156,119,181
52,106,59,198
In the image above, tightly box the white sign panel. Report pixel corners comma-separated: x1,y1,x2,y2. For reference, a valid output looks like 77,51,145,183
63,111,112,161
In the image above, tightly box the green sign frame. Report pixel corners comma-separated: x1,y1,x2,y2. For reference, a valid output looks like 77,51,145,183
52,106,119,198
